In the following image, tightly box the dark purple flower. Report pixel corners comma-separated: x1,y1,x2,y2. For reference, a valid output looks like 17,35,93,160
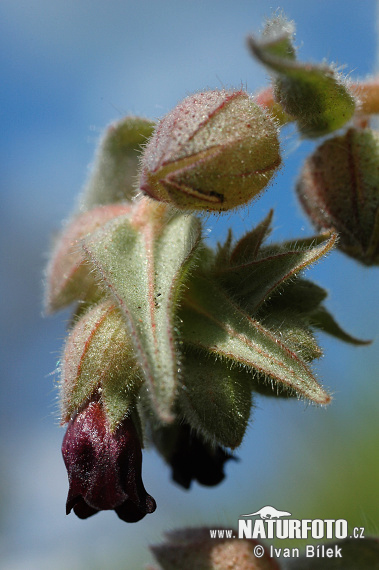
168,424,236,490
62,399,156,522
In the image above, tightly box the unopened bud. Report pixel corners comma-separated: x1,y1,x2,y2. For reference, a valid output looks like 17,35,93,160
139,90,281,211
297,128,379,265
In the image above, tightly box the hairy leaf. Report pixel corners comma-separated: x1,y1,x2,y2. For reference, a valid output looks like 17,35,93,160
178,349,253,449
61,299,141,430
45,203,132,313
230,209,273,265
80,116,155,210
248,15,355,137
83,198,202,422
181,276,330,404
216,232,337,312
261,309,322,363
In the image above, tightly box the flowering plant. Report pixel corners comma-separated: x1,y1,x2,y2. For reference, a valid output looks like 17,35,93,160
45,12,378,568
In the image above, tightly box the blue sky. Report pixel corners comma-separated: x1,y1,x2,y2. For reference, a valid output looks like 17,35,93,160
1,1,378,568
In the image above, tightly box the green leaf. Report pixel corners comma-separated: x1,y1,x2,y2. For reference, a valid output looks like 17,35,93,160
250,371,297,398
80,116,155,210
83,198,202,423
310,305,371,346
214,228,233,267
248,15,356,137
261,309,322,363
61,299,141,430
268,231,337,253
178,348,253,449
216,233,337,312
180,276,330,404
264,278,328,315
229,209,273,264
44,203,132,313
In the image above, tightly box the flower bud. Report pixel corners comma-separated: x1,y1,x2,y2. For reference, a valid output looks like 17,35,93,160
139,90,281,211
62,397,156,522
296,128,379,265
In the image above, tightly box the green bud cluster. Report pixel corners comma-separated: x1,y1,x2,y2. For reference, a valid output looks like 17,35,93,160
46,111,363,449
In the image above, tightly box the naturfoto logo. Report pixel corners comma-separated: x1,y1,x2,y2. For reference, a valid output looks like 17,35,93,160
242,506,292,519
239,505,348,540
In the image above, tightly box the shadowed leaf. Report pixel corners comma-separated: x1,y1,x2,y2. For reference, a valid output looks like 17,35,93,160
310,305,371,346
179,349,253,449
80,117,155,210
263,279,327,315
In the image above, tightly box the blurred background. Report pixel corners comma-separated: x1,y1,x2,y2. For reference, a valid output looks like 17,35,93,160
1,1,378,568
